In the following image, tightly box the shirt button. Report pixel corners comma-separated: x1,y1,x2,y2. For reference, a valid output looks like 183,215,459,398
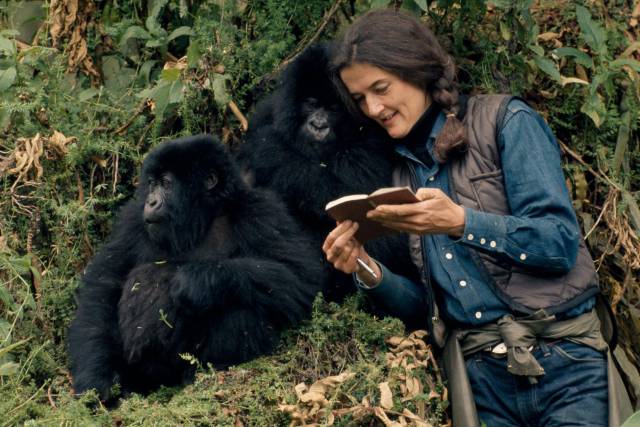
467,234,474,241
480,238,486,244
490,240,497,248
445,252,453,260
459,280,467,287
475,311,482,319
428,176,435,181
520,253,527,261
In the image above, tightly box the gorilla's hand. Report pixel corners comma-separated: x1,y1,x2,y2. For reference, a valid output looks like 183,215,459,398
169,263,216,313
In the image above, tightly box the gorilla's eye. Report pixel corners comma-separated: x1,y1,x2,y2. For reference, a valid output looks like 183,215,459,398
204,173,218,191
301,97,319,113
160,174,172,188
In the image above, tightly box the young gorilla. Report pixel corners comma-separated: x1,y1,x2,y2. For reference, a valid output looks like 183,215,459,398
68,135,322,400
237,43,420,302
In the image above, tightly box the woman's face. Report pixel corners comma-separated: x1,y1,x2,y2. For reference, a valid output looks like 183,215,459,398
340,62,430,139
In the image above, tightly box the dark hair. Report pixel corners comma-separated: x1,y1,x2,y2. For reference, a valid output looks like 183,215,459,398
330,9,466,162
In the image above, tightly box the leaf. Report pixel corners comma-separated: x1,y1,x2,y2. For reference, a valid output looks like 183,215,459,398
120,25,152,45
533,56,561,83
576,5,607,56
560,76,589,86
138,60,157,85
211,73,231,107
609,58,640,73
500,21,511,41
529,44,545,57
612,111,630,176
621,41,640,58
167,26,193,41
413,0,428,11
0,36,16,56
187,41,202,68
0,338,31,358
0,67,17,91
146,39,165,49
537,32,561,42
146,0,169,36
160,67,181,82
379,382,393,410
622,191,640,236
168,80,184,104
553,47,594,68
0,362,19,376
78,88,99,102
580,92,606,127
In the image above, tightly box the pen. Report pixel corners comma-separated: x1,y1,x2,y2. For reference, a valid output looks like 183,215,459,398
356,257,378,279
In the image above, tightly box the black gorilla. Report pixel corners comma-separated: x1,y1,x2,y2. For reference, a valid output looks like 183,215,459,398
237,43,420,302
68,135,322,400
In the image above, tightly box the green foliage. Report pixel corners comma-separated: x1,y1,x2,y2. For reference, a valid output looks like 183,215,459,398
0,0,639,422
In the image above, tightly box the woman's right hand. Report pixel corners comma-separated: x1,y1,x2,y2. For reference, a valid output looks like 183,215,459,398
322,220,381,287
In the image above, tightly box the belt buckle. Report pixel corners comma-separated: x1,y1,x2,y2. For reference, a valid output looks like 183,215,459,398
491,342,508,355
488,342,535,355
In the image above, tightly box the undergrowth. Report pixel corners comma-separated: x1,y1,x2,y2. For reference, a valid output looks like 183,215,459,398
0,0,639,424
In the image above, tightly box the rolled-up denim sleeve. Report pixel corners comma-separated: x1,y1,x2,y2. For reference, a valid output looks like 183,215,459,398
354,262,428,323
459,100,580,273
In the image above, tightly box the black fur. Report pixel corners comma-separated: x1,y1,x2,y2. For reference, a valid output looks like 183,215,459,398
237,43,420,302
68,135,322,400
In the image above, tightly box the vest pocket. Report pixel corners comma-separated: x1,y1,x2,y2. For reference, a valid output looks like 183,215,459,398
469,170,510,215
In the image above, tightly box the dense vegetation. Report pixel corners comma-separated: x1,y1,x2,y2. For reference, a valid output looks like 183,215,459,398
0,0,638,425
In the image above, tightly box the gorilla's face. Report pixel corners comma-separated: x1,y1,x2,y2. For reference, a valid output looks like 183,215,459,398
297,97,352,155
138,135,245,256
142,168,220,254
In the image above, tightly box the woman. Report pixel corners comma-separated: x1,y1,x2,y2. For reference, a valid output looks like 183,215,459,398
322,9,619,427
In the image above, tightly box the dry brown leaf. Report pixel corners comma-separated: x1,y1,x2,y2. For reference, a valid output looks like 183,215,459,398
537,32,561,42
47,131,76,158
374,406,403,427
379,381,394,410
402,409,433,427
48,0,100,79
90,155,108,168
164,56,188,71
405,376,422,398
428,390,440,400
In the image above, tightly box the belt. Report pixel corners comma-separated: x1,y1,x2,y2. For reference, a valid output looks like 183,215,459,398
459,309,607,383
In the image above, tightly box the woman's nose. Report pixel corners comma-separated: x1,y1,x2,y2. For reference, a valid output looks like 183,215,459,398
365,96,384,116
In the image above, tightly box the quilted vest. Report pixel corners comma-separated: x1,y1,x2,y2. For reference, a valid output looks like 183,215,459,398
394,95,600,315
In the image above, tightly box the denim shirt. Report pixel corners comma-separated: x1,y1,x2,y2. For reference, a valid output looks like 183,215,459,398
357,99,594,327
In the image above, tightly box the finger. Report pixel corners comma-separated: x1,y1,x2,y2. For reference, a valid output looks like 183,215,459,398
335,248,360,274
367,202,426,219
325,223,359,261
415,187,441,201
322,220,353,252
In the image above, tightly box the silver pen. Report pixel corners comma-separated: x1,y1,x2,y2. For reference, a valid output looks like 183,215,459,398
356,257,378,279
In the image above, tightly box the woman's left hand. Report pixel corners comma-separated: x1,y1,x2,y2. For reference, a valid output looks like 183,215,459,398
366,188,466,237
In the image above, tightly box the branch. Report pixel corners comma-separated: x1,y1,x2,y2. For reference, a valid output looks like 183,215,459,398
557,139,621,191
228,101,248,131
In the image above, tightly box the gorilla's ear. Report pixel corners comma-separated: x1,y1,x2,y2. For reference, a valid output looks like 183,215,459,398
204,172,219,191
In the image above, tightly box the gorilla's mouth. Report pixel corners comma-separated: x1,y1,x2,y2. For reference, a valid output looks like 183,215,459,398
309,126,331,141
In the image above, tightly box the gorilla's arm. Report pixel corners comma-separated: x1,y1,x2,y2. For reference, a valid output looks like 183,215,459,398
67,201,145,399
171,192,322,329
170,257,310,326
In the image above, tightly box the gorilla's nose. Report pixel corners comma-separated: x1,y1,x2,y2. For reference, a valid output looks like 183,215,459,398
310,117,328,131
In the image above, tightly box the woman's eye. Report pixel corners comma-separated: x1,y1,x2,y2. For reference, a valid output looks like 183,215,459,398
374,85,389,95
